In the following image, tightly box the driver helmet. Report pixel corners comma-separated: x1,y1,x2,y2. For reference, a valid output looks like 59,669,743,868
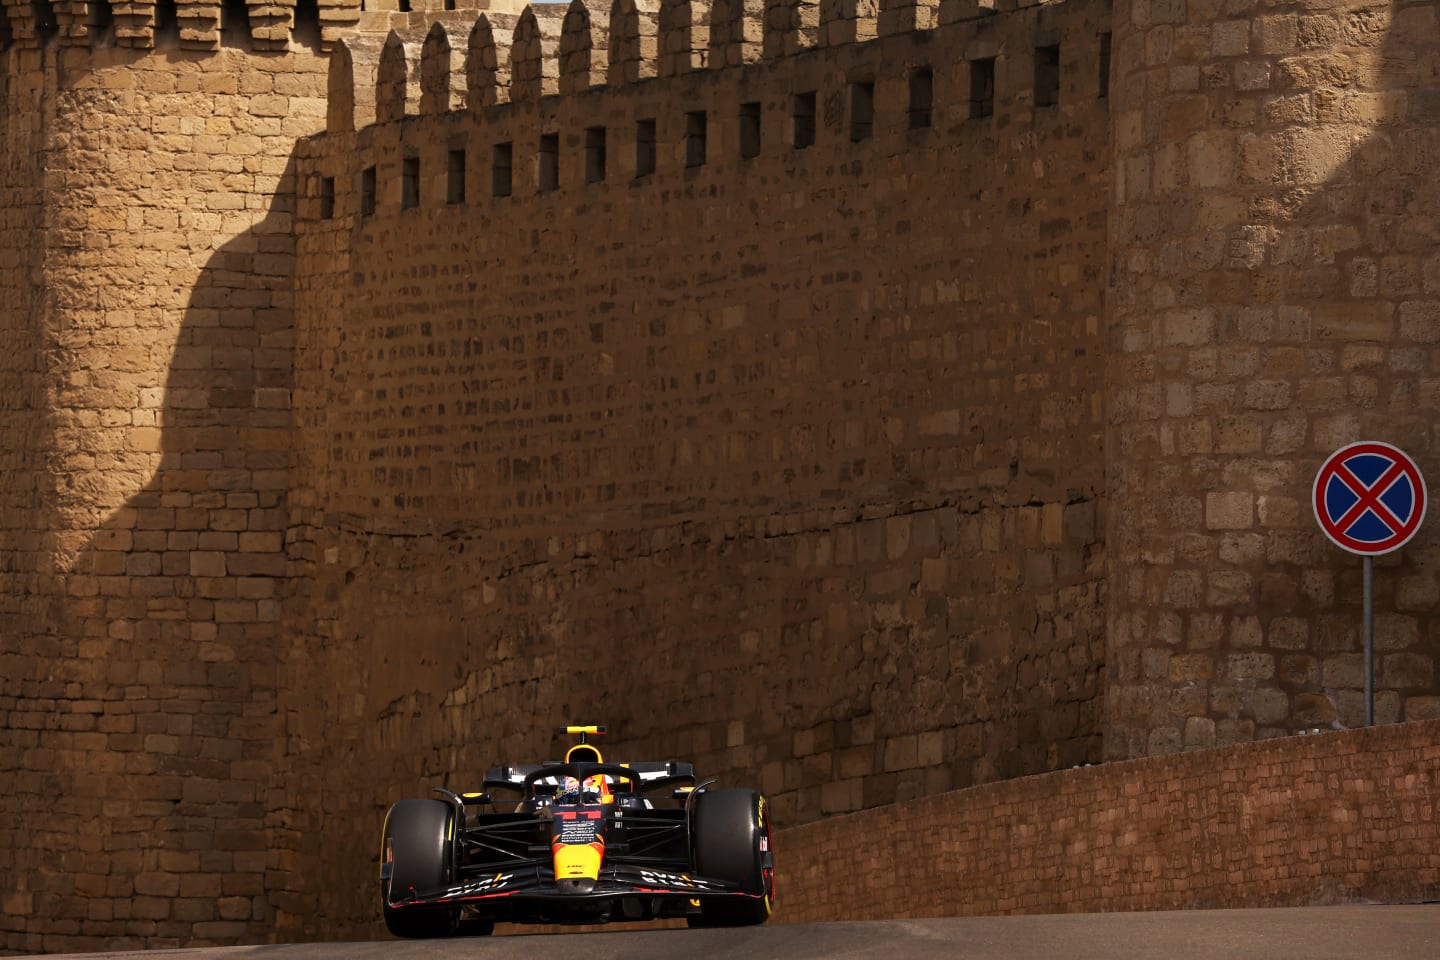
580,774,608,804
555,776,582,805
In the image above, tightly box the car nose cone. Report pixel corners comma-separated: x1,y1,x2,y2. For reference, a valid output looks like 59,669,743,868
558,878,597,895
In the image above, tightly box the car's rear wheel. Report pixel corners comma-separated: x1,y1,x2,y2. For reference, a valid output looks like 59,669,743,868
688,788,773,927
380,799,461,938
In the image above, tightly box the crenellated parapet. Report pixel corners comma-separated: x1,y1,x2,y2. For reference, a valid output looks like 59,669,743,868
559,0,605,91
377,30,421,121
420,21,459,113
510,3,564,100
656,0,707,74
323,0,1040,132
816,0,875,46
467,12,518,107
0,0,364,53
707,0,759,67
0,0,1015,72
606,0,656,83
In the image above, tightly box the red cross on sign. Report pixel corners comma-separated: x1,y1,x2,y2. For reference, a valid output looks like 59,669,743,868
1312,441,1427,556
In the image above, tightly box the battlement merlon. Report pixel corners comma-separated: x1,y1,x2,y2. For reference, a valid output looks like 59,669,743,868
0,0,541,55
323,0,1049,134
0,0,1040,73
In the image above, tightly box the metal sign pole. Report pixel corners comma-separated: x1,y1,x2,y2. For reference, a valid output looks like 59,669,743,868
1364,555,1374,727
1314,441,1425,731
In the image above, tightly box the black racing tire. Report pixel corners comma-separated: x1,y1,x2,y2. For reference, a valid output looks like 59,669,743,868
688,788,773,927
380,799,460,939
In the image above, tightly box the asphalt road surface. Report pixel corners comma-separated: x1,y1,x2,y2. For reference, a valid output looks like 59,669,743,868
25,905,1440,959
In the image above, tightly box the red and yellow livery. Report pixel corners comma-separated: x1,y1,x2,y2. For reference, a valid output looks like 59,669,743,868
379,725,774,937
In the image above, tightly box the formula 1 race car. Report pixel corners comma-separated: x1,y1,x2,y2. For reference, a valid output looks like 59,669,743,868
379,725,775,937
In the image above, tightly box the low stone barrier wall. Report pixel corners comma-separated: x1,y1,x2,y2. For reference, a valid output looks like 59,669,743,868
776,720,1440,921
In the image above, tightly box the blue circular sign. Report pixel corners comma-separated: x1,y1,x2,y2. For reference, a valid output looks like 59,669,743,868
1312,441,1427,556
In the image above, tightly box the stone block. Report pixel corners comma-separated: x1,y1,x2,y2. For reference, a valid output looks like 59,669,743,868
1225,652,1275,682
837,746,874,780
1206,492,1253,530
917,730,945,767
1321,655,1364,688
1279,655,1319,688
1404,697,1440,720
1183,717,1215,748
1162,308,1216,346
882,735,918,772
1251,688,1290,725
1145,726,1182,756
1293,693,1336,726
1381,653,1433,690
1169,654,1212,683
819,778,862,814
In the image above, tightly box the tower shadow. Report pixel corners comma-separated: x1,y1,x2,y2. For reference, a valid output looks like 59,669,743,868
46,159,300,946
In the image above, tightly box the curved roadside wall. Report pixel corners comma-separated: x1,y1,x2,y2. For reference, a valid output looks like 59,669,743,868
778,720,1440,920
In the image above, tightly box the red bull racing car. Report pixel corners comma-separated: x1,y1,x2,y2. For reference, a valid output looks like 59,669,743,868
379,725,775,937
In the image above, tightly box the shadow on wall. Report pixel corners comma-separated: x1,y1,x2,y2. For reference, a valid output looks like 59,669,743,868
1223,2,1440,728
43,171,298,945
1105,0,1440,757
14,0,1439,947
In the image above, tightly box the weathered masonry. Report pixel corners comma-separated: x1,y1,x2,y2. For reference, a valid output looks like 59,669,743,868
2,0,1439,950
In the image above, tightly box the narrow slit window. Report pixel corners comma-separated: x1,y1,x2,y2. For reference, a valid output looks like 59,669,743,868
153,0,179,45
402,156,420,210
220,0,252,49
32,0,58,42
293,0,321,49
586,126,607,183
685,111,707,168
447,149,466,205
1035,44,1060,108
909,67,933,130
970,58,995,119
793,91,816,149
493,142,513,198
849,81,874,142
739,102,761,160
320,176,335,220
87,0,115,45
360,166,376,217
538,133,559,193
1098,33,1111,99
635,118,656,178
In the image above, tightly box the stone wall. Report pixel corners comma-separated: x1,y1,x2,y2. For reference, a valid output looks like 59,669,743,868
779,720,1440,919
2,0,1440,951
0,36,330,954
1105,0,1440,757
281,2,1111,937
0,46,52,945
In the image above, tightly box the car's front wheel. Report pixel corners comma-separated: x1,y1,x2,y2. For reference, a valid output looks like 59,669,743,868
688,788,774,927
380,798,461,938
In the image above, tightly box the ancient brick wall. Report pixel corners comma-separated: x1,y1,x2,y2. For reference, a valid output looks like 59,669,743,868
0,48,52,945
3,0,1440,951
0,26,330,954
281,1,1111,937
778,720,1440,919
1105,0,1440,758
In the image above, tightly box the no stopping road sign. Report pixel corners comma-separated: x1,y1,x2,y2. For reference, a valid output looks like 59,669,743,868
1313,441,1427,556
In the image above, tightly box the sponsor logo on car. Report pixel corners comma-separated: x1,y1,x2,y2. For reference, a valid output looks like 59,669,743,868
638,870,715,890
443,872,514,899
